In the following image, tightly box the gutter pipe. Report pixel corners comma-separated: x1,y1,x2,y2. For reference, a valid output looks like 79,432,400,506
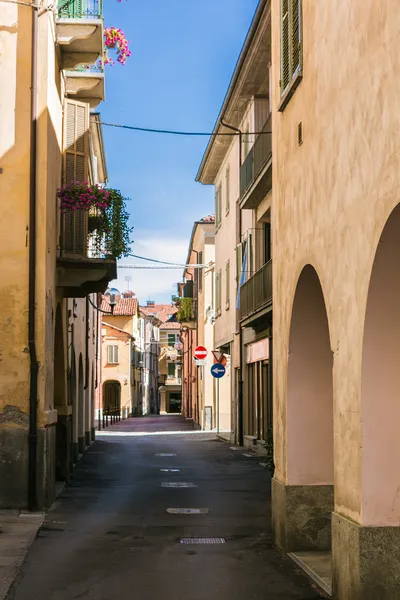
28,3,39,510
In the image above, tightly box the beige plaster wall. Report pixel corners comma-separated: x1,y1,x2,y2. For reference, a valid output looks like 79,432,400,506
271,0,400,525
101,324,133,415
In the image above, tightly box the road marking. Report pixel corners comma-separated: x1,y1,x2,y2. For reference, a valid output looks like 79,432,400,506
259,462,268,467
242,453,253,457
180,537,226,544
167,508,209,514
155,453,177,457
229,447,239,451
160,468,180,472
161,482,196,488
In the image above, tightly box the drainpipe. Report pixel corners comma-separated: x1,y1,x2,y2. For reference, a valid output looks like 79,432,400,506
220,118,244,446
28,2,39,511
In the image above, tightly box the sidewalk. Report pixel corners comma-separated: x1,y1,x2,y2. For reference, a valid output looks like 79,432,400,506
0,511,43,600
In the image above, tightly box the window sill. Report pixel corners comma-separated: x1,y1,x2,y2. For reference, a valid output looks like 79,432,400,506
278,70,303,112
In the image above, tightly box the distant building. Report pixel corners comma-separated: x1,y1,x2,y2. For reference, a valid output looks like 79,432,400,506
180,216,216,430
141,303,182,414
100,292,140,420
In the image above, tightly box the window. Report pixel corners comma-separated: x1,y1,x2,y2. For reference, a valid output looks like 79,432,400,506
168,333,176,347
168,362,176,378
225,260,230,310
198,251,203,292
107,345,119,364
280,0,302,108
225,166,230,214
215,184,222,229
216,270,222,315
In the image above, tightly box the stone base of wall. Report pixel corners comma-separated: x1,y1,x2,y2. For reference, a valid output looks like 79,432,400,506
78,436,85,454
332,512,400,600
91,427,96,442
0,423,56,510
56,416,72,483
272,478,334,552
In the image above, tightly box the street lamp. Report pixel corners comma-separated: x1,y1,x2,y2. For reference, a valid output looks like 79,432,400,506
104,287,121,315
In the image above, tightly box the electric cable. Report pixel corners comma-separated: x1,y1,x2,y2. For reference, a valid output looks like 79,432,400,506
99,121,272,137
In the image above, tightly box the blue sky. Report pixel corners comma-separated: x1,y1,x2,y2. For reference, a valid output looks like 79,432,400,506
103,0,259,303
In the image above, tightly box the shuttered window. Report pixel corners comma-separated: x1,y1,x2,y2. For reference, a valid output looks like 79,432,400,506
216,270,222,315
198,251,203,292
215,184,222,229
280,0,302,96
225,260,230,310
168,362,176,378
225,166,230,214
62,99,89,256
107,345,119,364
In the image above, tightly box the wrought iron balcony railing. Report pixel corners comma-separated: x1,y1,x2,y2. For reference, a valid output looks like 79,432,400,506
240,114,272,199
239,260,272,322
57,0,103,19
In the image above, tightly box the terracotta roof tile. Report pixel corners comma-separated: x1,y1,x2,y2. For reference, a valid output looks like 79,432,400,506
101,297,138,316
140,304,178,323
199,214,215,223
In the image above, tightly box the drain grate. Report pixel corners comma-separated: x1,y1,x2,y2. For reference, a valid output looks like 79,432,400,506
167,508,209,514
155,453,176,457
161,482,196,488
180,537,226,544
160,468,180,472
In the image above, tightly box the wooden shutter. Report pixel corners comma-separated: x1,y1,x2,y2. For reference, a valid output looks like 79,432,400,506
114,345,119,364
198,251,203,292
291,0,301,76
225,260,230,309
62,99,89,256
107,345,113,363
235,242,243,287
281,0,290,91
225,166,230,214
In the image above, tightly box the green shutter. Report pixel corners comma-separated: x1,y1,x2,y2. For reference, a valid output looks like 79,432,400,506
281,0,290,91
291,0,301,75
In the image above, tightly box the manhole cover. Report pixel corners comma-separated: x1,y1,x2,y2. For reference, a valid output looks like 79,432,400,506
167,508,209,514
155,453,176,457
160,468,180,472
161,482,196,488
180,538,226,544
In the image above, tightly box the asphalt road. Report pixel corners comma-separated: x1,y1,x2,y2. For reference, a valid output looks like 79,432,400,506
8,416,325,600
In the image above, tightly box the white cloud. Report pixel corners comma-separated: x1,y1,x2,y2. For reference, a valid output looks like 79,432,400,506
109,230,189,303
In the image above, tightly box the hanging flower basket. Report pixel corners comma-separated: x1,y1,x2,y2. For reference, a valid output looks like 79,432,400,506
57,181,111,212
104,27,132,65
57,184,133,259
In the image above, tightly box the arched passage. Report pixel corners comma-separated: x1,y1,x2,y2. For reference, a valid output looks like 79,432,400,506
78,354,85,453
103,380,121,417
287,265,334,485
54,304,68,481
70,349,78,466
277,264,334,553
361,204,400,526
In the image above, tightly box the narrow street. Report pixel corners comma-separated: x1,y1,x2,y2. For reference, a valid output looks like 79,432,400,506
7,417,323,600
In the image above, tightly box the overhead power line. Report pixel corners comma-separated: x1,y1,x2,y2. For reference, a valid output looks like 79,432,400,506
118,264,205,270
128,253,186,266
99,121,272,137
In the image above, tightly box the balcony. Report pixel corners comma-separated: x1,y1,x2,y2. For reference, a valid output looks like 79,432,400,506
56,209,117,298
239,260,272,324
240,115,272,210
65,65,105,108
56,0,104,70
177,297,196,330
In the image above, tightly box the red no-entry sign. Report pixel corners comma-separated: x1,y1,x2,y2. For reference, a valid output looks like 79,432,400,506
194,346,208,360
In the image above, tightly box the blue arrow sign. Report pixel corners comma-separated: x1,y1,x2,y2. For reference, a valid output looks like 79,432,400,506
211,364,226,379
